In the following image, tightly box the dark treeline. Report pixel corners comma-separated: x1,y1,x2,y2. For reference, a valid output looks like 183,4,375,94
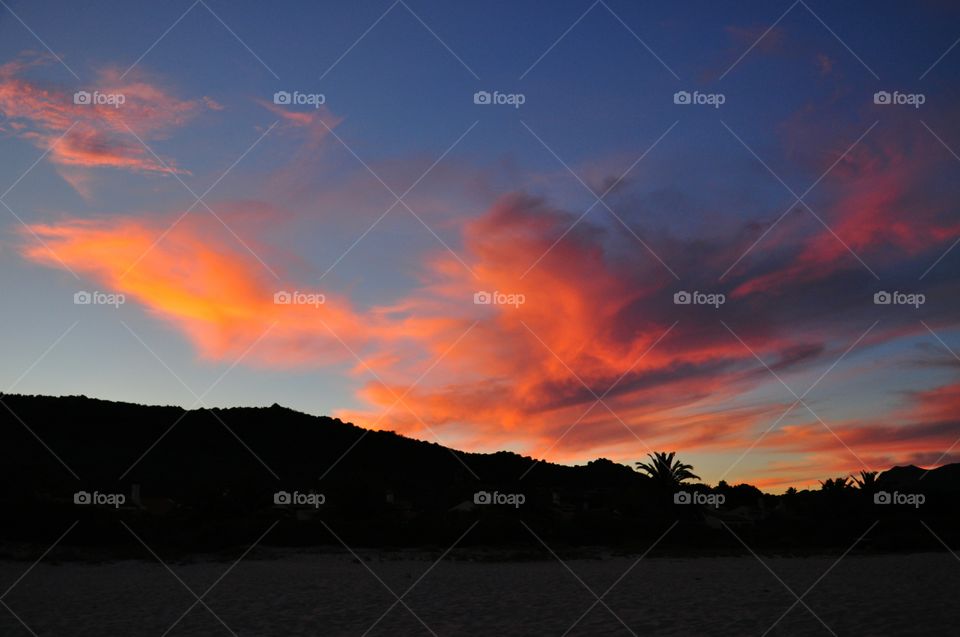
2,394,958,557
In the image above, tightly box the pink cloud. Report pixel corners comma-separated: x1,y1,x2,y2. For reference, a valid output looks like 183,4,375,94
0,55,217,191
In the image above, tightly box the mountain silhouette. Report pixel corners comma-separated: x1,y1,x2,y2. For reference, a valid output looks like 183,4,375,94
1,393,958,556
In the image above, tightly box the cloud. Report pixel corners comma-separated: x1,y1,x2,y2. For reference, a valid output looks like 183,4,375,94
256,100,344,199
754,381,960,474
728,123,960,297
20,213,384,367
331,193,851,456
0,55,216,192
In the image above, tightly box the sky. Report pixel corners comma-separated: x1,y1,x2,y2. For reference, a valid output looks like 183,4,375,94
1,0,959,490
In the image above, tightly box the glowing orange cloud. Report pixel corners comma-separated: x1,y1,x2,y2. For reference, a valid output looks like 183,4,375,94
334,194,798,457
21,214,391,367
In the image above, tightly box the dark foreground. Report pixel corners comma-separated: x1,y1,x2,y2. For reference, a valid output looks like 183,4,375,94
1,552,957,636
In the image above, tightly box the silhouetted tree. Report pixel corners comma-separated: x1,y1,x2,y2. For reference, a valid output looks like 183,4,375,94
851,470,878,492
635,452,700,490
819,476,851,493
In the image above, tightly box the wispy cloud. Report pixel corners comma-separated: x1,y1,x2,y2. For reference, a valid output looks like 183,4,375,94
0,54,218,192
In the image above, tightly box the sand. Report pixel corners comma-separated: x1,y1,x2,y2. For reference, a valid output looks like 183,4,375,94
1,552,956,636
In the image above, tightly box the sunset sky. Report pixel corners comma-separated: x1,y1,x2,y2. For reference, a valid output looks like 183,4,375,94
2,0,960,490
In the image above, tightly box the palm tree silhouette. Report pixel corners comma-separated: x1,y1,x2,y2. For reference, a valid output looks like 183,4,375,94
819,476,851,493
851,470,879,493
635,452,700,489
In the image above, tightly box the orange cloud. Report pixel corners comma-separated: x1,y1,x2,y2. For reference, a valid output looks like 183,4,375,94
333,194,790,456
0,55,216,190
21,213,387,367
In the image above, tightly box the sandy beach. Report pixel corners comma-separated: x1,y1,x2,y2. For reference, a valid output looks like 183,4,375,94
1,552,956,636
